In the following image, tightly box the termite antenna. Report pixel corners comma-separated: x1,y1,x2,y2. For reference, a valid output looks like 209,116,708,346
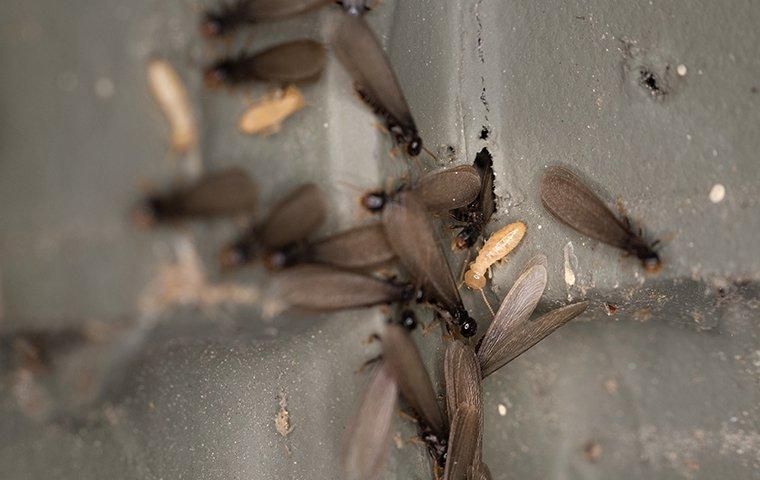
335,179,366,193
422,145,438,162
479,289,494,317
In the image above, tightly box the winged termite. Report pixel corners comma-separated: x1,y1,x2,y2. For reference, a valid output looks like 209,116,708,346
451,148,496,250
342,362,398,480
219,183,326,268
476,260,589,377
201,0,333,38
238,85,306,135
382,323,448,469
444,341,482,421
382,191,478,337
264,222,394,271
133,167,257,227
540,165,662,272
362,165,482,214
442,405,480,480
463,221,526,290
331,14,422,156
204,39,326,88
270,264,416,312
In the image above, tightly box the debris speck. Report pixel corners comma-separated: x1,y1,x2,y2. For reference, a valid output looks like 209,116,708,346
709,183,726,203
604,378,618,394
604,303,618,316
275,391,293,437
676,64,687,76
95,77,115,98
498,403,508,416
584,441,603,462
563,242,577,286
393,433,404,449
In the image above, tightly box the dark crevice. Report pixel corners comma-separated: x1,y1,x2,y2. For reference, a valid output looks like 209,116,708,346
479,127,489,140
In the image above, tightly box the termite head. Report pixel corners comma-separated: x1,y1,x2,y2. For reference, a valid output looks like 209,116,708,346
200,12,231,39
262,247,298,272
399,309,418,331
453,309,477,337
639,248,662,274
463,269,486,290
360,190,388,213
219,242,256,269
453,227,477,250
407,135,422,157
203,61,233,89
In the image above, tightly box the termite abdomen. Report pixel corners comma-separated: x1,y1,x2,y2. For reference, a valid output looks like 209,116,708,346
204,39,326,88
540,165,662,272
464,221,526,290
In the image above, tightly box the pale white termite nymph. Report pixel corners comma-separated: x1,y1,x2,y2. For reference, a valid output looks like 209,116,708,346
147,59,197,153
464,221,526,290
238,85,306,135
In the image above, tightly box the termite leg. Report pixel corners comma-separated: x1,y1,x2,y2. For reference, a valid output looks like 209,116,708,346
422,145,438,163
479,288,495,316
355,353,381,373
458,249,472,283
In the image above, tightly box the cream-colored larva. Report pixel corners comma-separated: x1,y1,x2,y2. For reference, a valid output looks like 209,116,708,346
464,221,526,289
147,59,197,153
238,85,306,135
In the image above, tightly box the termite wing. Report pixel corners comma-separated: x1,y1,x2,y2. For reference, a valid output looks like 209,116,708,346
342,362,398,480
540,165,661,272
382,191,478,337
444,341,486,480
362,164,482,214
476,257,589,377
220,183,326,268
269,264,415,313
201,0,333,38
442,405,480,480
451,147,496,250
205,39,326,88
331,13,422,156
134,167,257,226
264,222,395,271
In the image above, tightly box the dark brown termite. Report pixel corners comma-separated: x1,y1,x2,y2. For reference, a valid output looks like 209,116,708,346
263,222,394,271
540,165,662,272
204,39,326,88
362,164,482,214
382,191,478,337
451,147,496,250
201,0,333,39
270,264,416,313
342,362,398,480
331,14,422,156
382,324,448,471
444,341,486,480
133,167,257,227
220,183,326,268
476,256,589,377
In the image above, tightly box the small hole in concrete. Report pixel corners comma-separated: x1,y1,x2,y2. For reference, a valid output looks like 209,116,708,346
639,69,665,96
479,127,489,140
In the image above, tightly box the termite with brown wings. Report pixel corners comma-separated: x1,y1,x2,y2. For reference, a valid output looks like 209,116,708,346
200,0,334,39
451,148,497,250
219,183,327,268
540,165,662,272
382,190,478,337
263,221,395,271
204,39,326,88
132,167,257,227
331,13,424,156
360,164,482,215
343,323,449,480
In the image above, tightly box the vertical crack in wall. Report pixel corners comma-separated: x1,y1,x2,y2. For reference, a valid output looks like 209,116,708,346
475,0,490,124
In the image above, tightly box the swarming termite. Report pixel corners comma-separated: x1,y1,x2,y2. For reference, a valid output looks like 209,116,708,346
147,59,197,153
476,256,589,377
269,264,417,313
201,0,333,39
382,191,478,337
264,221,394,271
204,39,326,88
361,164,481,214
463,221,526,290
342,362,398,480
219,183,326,268
540,165,662,272
238,85,306,135
133,167,257,227
331,14,423,156
451,147,496,250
